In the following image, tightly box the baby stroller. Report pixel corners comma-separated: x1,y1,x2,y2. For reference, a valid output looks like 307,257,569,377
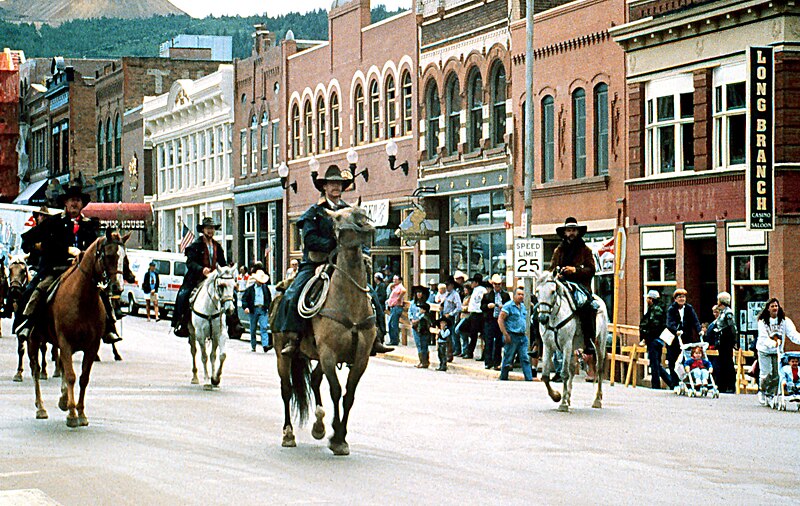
676,337,720,399
773,335,800,412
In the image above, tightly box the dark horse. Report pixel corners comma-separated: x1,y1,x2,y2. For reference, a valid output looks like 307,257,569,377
28,230,129,426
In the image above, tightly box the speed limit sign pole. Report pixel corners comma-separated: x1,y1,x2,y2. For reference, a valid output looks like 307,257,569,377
522,0,536,345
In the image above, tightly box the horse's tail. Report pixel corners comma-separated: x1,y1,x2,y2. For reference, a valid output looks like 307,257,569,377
595,297,610,374
290,353,312,426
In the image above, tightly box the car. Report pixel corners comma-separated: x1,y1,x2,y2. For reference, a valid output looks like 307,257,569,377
122,249,187,317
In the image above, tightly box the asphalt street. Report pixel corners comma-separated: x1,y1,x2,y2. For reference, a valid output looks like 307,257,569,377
0,316,798,505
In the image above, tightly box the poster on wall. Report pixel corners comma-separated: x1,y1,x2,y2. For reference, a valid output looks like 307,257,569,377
746,46,774,231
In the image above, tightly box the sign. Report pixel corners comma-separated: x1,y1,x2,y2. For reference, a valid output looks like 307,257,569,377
395,205,435,245
361,199,389,227
514,238,544,277
746,46,775,231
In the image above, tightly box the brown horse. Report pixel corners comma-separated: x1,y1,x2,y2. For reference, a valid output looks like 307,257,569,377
273,206,375,456
28,230,129,426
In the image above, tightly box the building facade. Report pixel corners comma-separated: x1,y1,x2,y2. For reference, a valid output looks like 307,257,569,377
0,49,25,202
143,65,236,257
283,0,419,281
612,0,800,338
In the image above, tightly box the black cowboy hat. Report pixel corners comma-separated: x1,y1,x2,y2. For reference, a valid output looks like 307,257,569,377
313,164,354,193
57,183,91,208
410,285,430,301
196,217,221,233
33,205,51,217
556,217,588,238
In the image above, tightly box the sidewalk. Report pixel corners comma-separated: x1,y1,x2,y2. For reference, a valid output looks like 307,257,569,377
376,343,529,381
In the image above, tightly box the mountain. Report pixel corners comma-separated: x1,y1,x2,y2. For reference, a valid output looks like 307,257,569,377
0,0,186,24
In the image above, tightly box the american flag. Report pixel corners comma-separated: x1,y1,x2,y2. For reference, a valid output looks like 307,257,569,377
179,224,194,252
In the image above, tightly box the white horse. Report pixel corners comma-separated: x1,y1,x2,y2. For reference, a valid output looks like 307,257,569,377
534,271,608,412
188,265,237,390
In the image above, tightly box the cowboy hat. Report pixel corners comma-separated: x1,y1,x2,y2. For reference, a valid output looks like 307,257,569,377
33,205,51,217
556,217,587,238
490,274,504,285
57,183,91,208
453,270,467,281
251,269,270,284
313,164,354,192
410,285,430,300
196,217,221,232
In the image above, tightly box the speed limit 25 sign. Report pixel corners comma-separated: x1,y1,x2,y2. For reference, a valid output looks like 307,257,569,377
514,238,544,277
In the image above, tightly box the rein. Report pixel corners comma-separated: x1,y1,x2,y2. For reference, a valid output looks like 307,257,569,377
192,273,235,322
327,248,371,294
537,278,578,352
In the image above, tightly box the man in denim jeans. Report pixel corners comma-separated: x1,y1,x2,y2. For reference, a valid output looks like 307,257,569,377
498,287,534,381
386,275,407,346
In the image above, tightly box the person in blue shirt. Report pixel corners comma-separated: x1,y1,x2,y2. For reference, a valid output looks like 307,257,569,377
242,269,273,353
142,261,160,322
436,317,451,372
498,287,533,381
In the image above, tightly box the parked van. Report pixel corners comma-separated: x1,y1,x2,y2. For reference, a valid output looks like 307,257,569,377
122,249,187,317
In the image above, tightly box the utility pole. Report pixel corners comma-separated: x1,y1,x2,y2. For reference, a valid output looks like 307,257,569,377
523,0,535,342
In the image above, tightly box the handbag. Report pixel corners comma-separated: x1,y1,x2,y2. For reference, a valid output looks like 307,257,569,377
659,328,676,346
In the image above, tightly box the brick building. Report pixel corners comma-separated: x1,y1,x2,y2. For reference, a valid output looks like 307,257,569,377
510,0,629,319
283,0,418,281
0,49,25,202
612,0,800,339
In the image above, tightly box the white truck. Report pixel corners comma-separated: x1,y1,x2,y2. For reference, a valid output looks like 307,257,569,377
121,249,188,318
0,203,56,261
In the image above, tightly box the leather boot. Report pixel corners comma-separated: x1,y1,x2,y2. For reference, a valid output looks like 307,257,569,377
280,332,300,355
371,337,394,356
421,352,430,369
415,353,426,368
102,317,122,344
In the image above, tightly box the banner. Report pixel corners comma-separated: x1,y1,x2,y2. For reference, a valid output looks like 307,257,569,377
746,46,775,231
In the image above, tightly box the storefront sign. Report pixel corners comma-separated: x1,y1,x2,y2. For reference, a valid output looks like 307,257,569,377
100,219,146,230
746,46,774,231
361,199,389,227
514,238,544,277
395,205,435,245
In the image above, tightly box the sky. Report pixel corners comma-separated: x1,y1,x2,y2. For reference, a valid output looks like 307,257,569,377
168,0,410,18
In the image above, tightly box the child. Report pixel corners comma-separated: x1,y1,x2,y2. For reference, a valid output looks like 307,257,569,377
684,346,713,392
780,355,800,396
415,303,433,369
436,317,451,372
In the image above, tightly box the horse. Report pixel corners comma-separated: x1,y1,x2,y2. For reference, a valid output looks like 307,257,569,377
28,230,129,426
533,270,609,412
8,257,56,382
273,206,376,456
188,264,237,390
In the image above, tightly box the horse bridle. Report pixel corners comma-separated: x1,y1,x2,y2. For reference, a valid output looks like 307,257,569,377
78,237,124,286
535,278,578,351
194,270,235,322
8,261,28,289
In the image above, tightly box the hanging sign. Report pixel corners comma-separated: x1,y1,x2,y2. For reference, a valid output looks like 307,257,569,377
746,46,774,231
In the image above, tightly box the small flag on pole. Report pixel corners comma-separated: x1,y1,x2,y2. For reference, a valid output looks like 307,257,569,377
179,224,194,252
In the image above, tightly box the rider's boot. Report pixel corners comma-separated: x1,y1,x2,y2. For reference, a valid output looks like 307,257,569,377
581,307,597,381
15,287,42,341
371,335,394,356
101,293,123,344
280,332,300,355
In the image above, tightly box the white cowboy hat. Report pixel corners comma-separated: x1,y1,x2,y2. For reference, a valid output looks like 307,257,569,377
251,270,269,284
453,270,467,280
490,274,503,285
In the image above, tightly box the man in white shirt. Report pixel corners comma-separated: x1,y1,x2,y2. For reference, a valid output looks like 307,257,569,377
460,275,488,359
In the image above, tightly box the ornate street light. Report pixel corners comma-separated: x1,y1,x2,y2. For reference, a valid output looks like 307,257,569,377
385,139,409,176
346,148,369,184
278,162,297,193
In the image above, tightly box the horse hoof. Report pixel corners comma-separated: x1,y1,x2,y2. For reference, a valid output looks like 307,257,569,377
211,377,220,387
550,391,562,403
203,384,213,391
66,416,79,428
53,369,61,378
592,400,602,409
12,372,22,382
40,371,48,380
312,406,326,440
557,404,569,413
282,427,296,447
36,409,48,420
329,440,350,456
191,377,199,385
78,415,89,427
58,397,68,412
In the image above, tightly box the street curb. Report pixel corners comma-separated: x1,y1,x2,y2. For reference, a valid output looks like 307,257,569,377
376,352,528,381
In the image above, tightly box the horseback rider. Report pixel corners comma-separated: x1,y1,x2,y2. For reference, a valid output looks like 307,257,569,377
15,184,123,344
550,217,598,378
171,217,244,338
276,164,394,356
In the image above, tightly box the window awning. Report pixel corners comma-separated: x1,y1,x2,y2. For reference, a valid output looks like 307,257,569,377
12,179,49,205
83,203,153,230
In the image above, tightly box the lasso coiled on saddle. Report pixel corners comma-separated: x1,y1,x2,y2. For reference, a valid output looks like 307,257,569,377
298,270,331,318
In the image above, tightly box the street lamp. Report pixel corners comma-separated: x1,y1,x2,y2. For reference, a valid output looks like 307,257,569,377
346,148,369,184
278,162,297,193
385,139,409,176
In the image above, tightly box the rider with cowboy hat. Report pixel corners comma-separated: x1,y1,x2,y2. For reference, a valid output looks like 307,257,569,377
275,164,393,356
550,217,598,379
16,183,123,344
172,217,244,338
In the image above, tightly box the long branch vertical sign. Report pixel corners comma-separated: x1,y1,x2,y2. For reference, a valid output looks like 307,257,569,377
746,46,775,231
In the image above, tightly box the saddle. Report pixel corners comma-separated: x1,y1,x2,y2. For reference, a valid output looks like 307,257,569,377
562,281,599,312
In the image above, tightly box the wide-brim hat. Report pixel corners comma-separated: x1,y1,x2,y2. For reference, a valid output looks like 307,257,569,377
411,285,430,300
556,217,587,238
490,274,504,285
313,164,354,192
453,270,467,281
251,270,270,284
57,184,91,208
33,205,51,217
196,217,222,232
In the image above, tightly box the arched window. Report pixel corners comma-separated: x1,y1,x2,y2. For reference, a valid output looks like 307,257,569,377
291,103,300,159
573,88,586,178
467,69,483,152
401,71,413,135
542,96,555,183
105,118,112,169
250,114,258,172
261,110,270,169
114,114,121,167
354,84,365,145
491,63,507,147
369,80,380,141
385,75,396,139
97,122,104,170
425,81,440,160
303,100,312,155
317,97,327,153
594,83,609,176
445,75,460,155
330,92,340,149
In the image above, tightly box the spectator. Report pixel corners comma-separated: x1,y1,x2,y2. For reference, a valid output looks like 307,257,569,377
374,272,388,311
409,286,431,368
453,270,467,296
285,258,299,280
441,278,462,361
711,292,738,393
416,303,433,369
386,275,407,346
481,274,509,370
639,289,671,389
780,355,800,396
142,261,160,322
498,287,533,381
434,283,447,304
236,266,249,293
756,298,800,405
453,284,472,357
242,269,273,353
436,317,451,372
666,288,702,392
684,345,713,388
461,275,487,359
426,279,438,304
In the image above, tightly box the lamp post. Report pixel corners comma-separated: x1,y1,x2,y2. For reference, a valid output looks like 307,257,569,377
278,162,297,193
385,139,409,176
346,148,369,189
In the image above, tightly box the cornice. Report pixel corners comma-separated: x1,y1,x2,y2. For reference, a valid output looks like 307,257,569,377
512,30,611,65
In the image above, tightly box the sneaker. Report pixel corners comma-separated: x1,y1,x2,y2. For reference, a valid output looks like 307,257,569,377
673,386,682,394
758,392,767,405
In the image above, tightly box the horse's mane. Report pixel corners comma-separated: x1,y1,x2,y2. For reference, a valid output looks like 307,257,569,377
61,237,103,281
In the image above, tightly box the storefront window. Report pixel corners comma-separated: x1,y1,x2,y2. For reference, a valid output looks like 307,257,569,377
450,230,505,279
374,209,401,248
644,257,677,308
470,193,491,225
451,196,468,227
732,254,769,347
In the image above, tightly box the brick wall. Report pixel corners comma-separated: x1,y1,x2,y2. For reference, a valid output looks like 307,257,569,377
692,68,712,172
629,0,716,21
627,82,645,179
775,51,800,164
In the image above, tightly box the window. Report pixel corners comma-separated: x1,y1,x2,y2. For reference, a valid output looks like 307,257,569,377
354,84,365,145
594,84,609,176
261,111,269,169
714,81,746,168
573,88,586,178
467,69,483,152
450,190,505,228
105,118,112,170
425,81,440,159
491,63,506,147
643,257,677,308
330,93,340,149
303,101,313,155
369,80,380,141
448,191,506,278
291,104,300,159
317,97,326,153
250,115,258,172
445,75,460,155
402,71,413,135
62,121,68,172
272,121,280,166
645,76,694,176
97,122,104,170
732,254,769,342
385,75,397,138
542,96,554,183
240,130,247,176
114,114,121,167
